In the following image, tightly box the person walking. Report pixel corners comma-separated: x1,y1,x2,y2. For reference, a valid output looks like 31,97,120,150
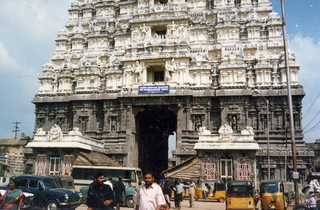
134,171,167,210
173,179,188,210
87,171,114,210
113,177,126,210
188,179,196,208
162,177,172,208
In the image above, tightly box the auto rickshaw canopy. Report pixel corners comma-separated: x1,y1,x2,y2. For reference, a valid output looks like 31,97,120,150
260,179,284,194
227,180,253,197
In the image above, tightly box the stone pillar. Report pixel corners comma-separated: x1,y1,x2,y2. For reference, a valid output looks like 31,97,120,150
185,105,192,130
120,105,125,131
125,106,138,168
72,108,78,129
176,104,184,165
88,107,97,131
206,104,211,130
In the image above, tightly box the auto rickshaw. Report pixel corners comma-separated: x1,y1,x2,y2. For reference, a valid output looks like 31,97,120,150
195,180,226,202
226,180,256,210
260,179,286,210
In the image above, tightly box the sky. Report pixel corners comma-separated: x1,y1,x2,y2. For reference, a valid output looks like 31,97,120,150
0,0,320,143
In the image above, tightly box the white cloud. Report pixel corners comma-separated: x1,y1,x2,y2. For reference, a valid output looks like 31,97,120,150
0,0,72,138
0,0,71,40
0,41,19,71
289,34,320,80
289,34,320,142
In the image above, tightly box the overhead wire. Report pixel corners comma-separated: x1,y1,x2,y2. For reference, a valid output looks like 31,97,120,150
303,120,320,134
302,92,320,135
302,92,320,119
303,110,320,130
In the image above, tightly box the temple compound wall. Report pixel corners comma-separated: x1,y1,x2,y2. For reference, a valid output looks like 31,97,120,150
29,0,314,182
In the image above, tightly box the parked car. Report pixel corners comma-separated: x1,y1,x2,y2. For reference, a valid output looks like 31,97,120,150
10,175,82,210
0,189,34,209
48,175,77,191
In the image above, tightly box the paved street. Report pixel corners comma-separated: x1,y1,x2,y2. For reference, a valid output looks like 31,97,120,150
76,199,225,210
76,199,297,210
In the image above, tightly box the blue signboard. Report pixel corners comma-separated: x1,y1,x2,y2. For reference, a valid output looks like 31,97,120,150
138,85,170,94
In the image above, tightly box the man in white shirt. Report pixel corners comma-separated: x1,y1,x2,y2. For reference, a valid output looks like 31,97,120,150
174,179,189,210
134,171,166,210
188,179,196,207
104,177,113,190
302,175,320,208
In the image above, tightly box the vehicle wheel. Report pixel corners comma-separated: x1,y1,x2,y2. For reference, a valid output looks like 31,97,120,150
125,195,134,208
219,197,225,202
46,200,58,210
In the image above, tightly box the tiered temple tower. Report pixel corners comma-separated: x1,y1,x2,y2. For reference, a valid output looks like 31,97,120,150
31,0,314,181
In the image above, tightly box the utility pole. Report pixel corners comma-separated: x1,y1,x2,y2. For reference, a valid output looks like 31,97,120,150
280,0,299,206
12,122,21,139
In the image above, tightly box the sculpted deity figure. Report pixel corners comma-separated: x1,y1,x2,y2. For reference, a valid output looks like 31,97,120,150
167,21,178,37
165,58,176,81
134,61,143,83
48,124,63,140
140,23,150,38
153,33,161,43
218,124,233,141
178,25,186,37
111,118,117,132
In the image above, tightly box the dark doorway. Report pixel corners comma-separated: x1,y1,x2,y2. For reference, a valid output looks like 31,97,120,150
136,107,176,179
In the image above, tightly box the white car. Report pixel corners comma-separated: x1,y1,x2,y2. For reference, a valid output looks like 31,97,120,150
0,189,34,209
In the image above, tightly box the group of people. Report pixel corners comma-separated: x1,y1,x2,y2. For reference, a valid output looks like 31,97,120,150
157,176,197,209
87,172,126,210
134,172,198,210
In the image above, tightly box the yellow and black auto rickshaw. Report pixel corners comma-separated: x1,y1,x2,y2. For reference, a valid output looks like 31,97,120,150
260,180,286,210
226,180,256,210
195,179,226,202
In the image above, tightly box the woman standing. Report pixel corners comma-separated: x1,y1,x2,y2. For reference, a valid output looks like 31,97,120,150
87,171,114,210
0,180,24,210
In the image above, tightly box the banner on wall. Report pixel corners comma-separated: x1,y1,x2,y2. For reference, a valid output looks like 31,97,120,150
138,85,170,94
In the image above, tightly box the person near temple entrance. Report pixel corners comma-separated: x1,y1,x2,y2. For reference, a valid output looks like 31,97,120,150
173,179,188,210
113,177,126,210
134,171,166,210
162,177,172,208
188,179,196,207
87,171,114,210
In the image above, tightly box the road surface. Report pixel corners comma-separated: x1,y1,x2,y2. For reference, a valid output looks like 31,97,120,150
76,199,225,210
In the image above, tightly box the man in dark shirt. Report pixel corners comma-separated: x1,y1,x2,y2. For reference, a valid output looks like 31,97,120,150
113,177,126,210
87,171,114,210
162,177,171,208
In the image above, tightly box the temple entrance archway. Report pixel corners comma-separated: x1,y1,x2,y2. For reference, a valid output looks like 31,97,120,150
136,107,176,179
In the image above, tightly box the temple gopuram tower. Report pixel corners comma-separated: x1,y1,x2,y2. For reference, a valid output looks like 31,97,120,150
31,0,314,181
